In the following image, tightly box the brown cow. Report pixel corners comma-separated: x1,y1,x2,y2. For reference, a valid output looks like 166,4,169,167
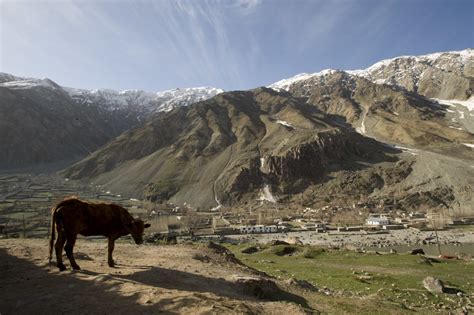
48,197,150,271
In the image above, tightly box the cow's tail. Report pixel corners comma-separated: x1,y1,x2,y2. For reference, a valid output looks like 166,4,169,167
49,205,58,266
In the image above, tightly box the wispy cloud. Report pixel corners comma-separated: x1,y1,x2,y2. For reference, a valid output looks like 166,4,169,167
1,0,471,91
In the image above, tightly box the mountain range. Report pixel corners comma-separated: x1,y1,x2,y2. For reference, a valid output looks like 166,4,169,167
1,49,473,214
0,73,222,169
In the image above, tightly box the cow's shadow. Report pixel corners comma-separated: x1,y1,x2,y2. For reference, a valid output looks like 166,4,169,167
0,248,154,314
111,265,309,307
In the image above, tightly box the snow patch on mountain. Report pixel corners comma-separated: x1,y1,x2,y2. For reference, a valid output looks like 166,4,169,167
64,86,224,113
347,49,473,78
0,78,61,90
268,69,337,91
432,97,474,112
276,120,295,129
268,49,472,97
0,72,223,113
0,72,27,84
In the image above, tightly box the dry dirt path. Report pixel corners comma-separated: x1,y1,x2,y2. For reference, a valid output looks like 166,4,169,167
0,239,308,314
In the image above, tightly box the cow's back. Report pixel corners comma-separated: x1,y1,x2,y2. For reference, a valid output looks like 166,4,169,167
54,198,129,237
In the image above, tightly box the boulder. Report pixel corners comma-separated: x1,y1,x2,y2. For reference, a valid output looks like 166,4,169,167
192,253,211,263
231,275,281,299
286,236,303,245
423,276,445,294
285,277,318,292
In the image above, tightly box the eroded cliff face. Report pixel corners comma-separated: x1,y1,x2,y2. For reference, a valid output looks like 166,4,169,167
264,130,353,182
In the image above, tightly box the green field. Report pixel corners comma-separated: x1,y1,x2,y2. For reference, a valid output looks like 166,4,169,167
226,243,473,314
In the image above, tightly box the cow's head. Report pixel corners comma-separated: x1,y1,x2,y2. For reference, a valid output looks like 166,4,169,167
126,219,151,244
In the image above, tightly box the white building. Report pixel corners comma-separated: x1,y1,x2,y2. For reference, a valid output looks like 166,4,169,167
366,216,390,226
239,225,278,234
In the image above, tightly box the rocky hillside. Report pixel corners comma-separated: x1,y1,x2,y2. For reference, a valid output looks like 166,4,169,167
0,74,222,169
284,70,474,158
271,49,473,101
62,88,395,209
348,49,473,100
0,79,134,169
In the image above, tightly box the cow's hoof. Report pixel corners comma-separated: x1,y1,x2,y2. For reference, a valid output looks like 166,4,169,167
72,265,81,270
58,265,67,271
108,262,115,268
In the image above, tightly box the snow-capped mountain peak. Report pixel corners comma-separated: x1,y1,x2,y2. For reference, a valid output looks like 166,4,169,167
0,75,61,90
268,69,338,91
64,85,224,113
0,72,224,113
347,49,473,79
268,48,473,101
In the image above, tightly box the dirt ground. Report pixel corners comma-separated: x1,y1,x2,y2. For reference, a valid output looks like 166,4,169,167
0,239,308,314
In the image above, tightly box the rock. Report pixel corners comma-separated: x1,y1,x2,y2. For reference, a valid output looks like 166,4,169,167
207,241,243,265
231,275,281,299
410,248,425,255
456,252,472,261
357,275,373,282
145,232,177,244
286,236,303,245
423,276,445,294
192,253,211,263
284,277,318,292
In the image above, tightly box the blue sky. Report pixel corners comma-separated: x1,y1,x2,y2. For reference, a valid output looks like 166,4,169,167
1,0,473,91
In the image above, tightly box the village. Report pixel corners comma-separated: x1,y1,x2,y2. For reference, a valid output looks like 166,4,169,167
1,172,473,246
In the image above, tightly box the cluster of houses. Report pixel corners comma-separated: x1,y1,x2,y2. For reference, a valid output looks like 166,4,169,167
233,212,474,235
239,225,279,234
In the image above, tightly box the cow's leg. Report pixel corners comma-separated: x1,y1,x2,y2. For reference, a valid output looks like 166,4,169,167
65,233,81,270
54,230,67,271
107,237,116,267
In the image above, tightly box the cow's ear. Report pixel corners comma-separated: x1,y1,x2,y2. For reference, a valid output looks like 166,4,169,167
144,223,151,229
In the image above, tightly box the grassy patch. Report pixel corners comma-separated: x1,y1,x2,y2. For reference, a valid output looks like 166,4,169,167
225,243,473,313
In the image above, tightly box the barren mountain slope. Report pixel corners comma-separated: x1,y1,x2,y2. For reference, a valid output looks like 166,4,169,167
286,71,474,158
0,74,222,170
62,88,396,209
0,82,138,169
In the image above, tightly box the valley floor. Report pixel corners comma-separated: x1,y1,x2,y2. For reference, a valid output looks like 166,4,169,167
222,227,474,254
